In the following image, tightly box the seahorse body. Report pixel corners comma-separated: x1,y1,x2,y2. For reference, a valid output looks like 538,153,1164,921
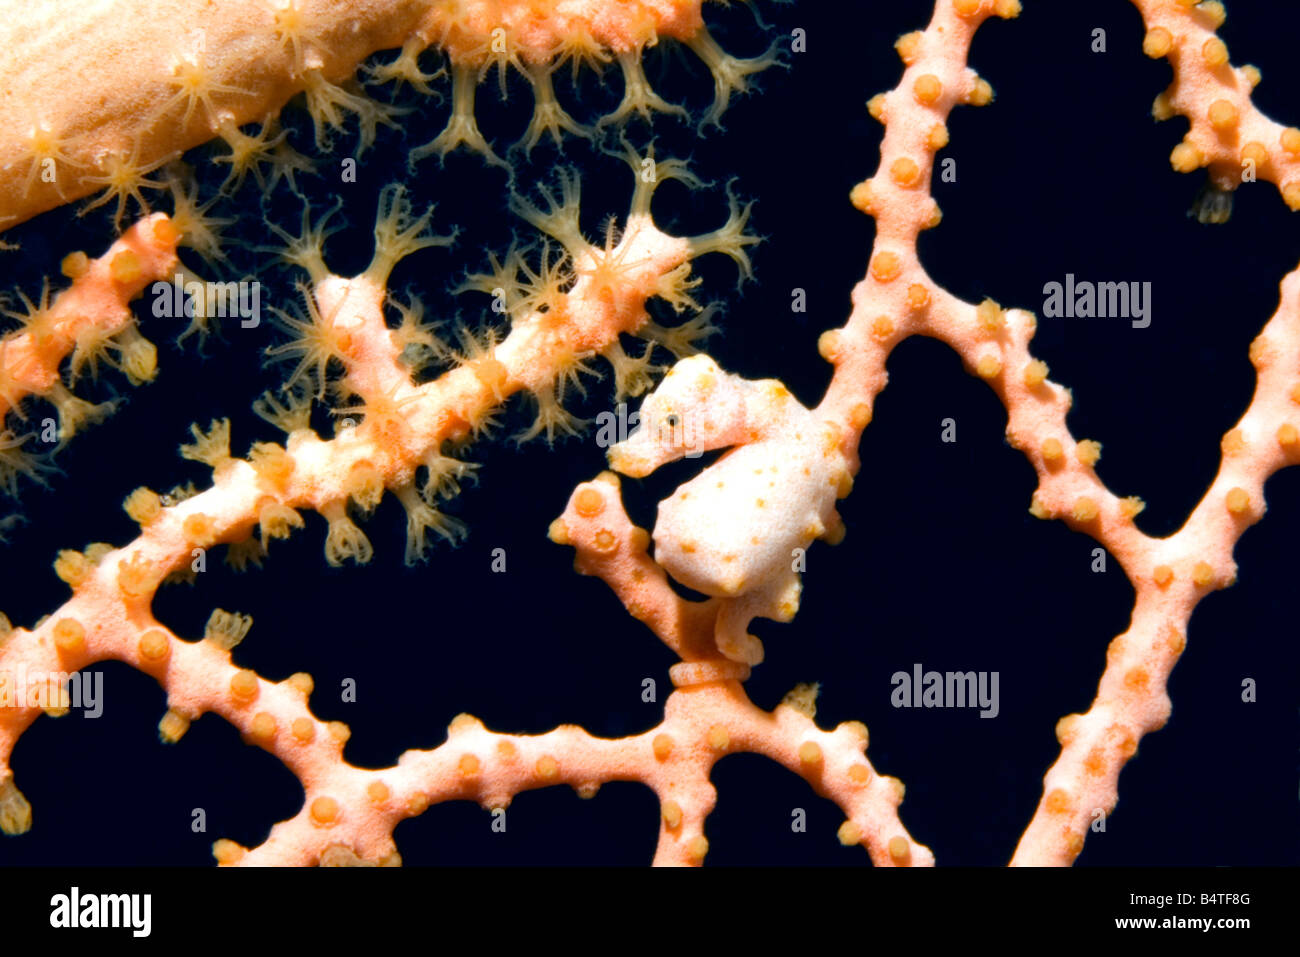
609,355,852,664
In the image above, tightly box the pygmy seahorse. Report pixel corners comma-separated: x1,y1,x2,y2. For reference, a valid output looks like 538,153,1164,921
608,355,853,665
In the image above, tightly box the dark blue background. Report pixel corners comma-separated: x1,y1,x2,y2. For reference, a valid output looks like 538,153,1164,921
1,0,1297,866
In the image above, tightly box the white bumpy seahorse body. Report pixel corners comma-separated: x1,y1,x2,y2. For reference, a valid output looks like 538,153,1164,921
608,355,853,665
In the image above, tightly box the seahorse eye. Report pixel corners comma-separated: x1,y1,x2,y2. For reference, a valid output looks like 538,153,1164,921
665,414,680,429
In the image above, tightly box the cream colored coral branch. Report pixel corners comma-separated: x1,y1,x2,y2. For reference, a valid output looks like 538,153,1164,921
0,0,777,229
0,152,753,862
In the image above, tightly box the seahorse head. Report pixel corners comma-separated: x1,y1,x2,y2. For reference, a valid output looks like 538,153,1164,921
607,354,749,478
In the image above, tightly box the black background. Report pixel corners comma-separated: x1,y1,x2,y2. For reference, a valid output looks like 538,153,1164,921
1,0,1297,867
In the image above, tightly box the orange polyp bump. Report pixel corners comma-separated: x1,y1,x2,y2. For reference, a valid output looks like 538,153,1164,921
1281,128,1300,156
661,800,683,829
866,93,887,122
895,31,923,65
1207,100,1238,131
592,529,617,553
60,250,90,279
913,74,942,105
890,157,921,187
230,669,259,702
1044,788,1071,814
953,0,984,18
1225,487,1250,514
183,513,217,547
407,794,430,815
1170,142,1203,172
291,717,315,743
368,781,390,804
1143,27,1173,58
1192,561,1214,586
310,796,340,825
1278,423,1299,448
54,550,93,588
1075,440,1102,466
1167,627,1187,654
706,724,730,751
1199,1,1226,28
849,179,877,214
871,316,895,340
123,488,162,525
574,487,604,518
1221,429,1245,454
153,217,181,246
928,123,949,151
1023,359,1048,388
139,628,170,662
841,720,869,748
250,443,295,489
1202,37,1229,67
536,755,560,781
976,298,1004,333
1241,140,1269,166
837,820,863,845
847,764,871,785
286,672,314,698
1119,496,1146,520
798,741,822,765
159,709,190,743
849,402,873,430
1152,565,1174,587
52,618,86,654
117,554,157,600
1071,497,1099,522
993,0,1020,16
870,251,902,282
686,835,709,863
1282,183,1300,212
906,284,930,309
652,733,673,760
818,330,843,361
212,838,246,865
967,78,993,106
1040,438,1063,464
1055,714,1080,745
458,753,481,776
887,836,911,863
109,249,142,283
249,712,277,742
975,354,1001,379
1126,658,1152,684
546,518,570,545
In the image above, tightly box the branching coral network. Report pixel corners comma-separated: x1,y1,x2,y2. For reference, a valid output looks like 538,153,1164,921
0,0,1296,868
